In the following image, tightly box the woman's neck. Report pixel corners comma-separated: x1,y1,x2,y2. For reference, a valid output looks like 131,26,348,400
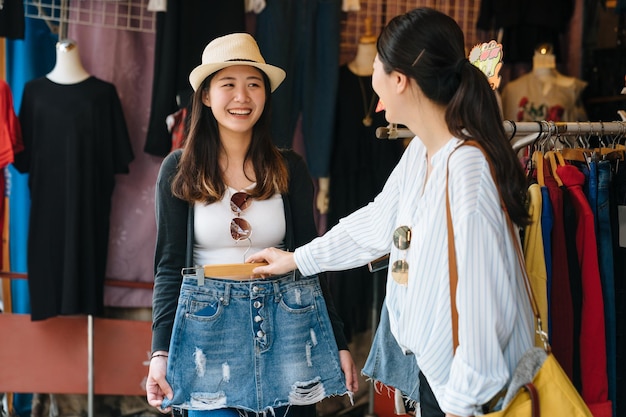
406,101,451,157
47,40,91,85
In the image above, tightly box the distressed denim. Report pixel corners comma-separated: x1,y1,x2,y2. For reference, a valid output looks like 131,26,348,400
362,299,420,403
162,272,349,413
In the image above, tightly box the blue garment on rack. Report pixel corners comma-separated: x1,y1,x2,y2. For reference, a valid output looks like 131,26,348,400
255,0,342,177
540,185,553,336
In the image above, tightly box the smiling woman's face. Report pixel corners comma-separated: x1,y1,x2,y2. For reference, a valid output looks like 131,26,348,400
203,65,267,137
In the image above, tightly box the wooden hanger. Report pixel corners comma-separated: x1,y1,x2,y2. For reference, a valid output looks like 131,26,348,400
544,151,563,186
182,263,271,286
203,262,268,279
560,147,624,163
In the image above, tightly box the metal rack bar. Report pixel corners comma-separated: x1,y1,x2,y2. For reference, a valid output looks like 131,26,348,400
376,121,626,140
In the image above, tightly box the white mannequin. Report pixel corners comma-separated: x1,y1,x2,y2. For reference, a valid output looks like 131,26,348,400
46,39,91,85
347,38,376,77
317,21,378,214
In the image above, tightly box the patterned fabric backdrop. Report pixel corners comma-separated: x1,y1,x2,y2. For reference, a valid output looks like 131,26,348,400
340,0,489,65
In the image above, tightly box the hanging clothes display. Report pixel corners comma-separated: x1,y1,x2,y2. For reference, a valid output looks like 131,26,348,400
14,77,134,321
144,0,246,156
523,176,549,348
0,0,25,39
542,151,575,380
255,0,342,178
512,121,625,417
0,80,24,282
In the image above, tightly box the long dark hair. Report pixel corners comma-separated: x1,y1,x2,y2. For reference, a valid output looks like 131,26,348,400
171,68,288,203
377,7,529,226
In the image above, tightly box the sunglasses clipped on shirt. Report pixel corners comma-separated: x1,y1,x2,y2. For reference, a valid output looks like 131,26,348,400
391,225,411,285
230,191,252,241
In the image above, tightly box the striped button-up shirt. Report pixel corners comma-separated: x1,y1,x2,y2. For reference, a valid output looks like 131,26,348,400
295,137,534,416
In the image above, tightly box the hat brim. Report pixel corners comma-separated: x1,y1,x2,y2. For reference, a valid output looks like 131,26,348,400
189,61,286,93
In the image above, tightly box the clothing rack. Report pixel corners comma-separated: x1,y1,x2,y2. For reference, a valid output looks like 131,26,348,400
376,121,626,152
505,120,626,152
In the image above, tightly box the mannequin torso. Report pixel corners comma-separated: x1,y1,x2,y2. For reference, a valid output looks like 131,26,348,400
317,37,378,214
347,40,377,77
46,39,91,85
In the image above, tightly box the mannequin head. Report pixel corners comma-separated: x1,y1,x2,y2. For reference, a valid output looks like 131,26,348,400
532,43,556,72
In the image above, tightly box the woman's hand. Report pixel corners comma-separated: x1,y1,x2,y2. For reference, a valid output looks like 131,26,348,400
247,247,297,276
339,349,359,393
146,353,173,413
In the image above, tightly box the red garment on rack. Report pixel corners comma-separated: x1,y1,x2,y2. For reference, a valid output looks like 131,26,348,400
0,80,23,167
0,80,24,272
557,164,612,417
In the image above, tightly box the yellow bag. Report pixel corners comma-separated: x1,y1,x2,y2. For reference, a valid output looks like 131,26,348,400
485,350,592,417
446,141,593,417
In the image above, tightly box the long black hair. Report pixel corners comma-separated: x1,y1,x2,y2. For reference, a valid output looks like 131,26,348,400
377,7,529,226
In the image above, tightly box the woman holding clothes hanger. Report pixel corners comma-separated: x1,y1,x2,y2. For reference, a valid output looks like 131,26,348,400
249,8,535,417
146,33,357,417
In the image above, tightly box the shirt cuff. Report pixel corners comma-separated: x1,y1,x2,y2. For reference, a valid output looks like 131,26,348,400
294,245,321,277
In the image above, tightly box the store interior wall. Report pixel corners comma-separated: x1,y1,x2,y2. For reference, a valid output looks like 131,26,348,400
1,0,625,415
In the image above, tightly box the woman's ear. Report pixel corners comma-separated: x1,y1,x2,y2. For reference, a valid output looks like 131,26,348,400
395,71,409,94
201,90,211,107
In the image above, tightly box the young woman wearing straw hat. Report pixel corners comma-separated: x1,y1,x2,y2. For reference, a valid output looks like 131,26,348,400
146,33,357,417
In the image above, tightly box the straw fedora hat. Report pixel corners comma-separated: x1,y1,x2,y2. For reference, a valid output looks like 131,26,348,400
189,33,286,92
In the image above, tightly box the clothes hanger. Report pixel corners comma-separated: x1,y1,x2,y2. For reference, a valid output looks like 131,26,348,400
183,262,269,285
544,151,564,186
534,149,545,187
203,263,269,278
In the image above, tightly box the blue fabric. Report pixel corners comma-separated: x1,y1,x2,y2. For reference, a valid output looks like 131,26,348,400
255,0,341,177
540,185,553,336
582,161,598,224
5,16,56,416
187,406,294,417
6,15,56,313
596,160,616,417
362,298,420,403
163,272,348,413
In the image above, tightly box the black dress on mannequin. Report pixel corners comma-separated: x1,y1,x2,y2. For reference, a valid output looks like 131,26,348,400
15,77,133,321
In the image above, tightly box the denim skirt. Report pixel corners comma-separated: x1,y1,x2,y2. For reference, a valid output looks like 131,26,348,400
162,271,349,413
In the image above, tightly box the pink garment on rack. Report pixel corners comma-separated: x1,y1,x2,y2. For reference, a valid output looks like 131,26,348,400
557,164,611,417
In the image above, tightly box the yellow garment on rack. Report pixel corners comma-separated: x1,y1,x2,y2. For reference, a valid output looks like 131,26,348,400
523,183,549,348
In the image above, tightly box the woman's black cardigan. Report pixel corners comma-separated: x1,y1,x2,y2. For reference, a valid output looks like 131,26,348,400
151,148,348,354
